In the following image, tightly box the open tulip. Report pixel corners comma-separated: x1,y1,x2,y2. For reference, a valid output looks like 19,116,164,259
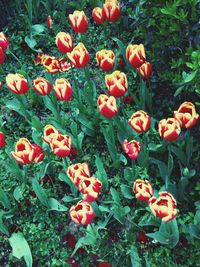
97,94,118,119
0,131,6,148
49,133,72,157
158,118,181,141
59,58,73,72
78,177,102,202
105,70,128,98
33,77,51,96
47,15,53,29
0,47,5,64
69,10,88,33
34,52,45,65
67,162,90,186
30,144,45,163
103,0,120,22
148,192,177,222
92,7,106,24
96,49,115,71
138,62,152,80
55,32,73,53
43,125,60,144
133,179,153,201
174,102,199,128
6,73,29,94
0,32,9,51
11,138,34,164
42,55,60,74
128,110,151,133
126,44,146,68
122,139,141,160
67,43,90,68
53,78,72,101
70,200,95,225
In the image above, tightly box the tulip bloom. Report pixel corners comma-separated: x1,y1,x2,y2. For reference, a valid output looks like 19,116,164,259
55,32,73,54
122,139,141,160
67,162,90,186
128,110,151,133
67,43,90,68
70,200,95,225
59,58,73,72
33,77,51,96
78,177,102,202
0,32,9,51
174,102,199,129
53,78,72,101
69,11,88,33
148,192,177,222
11,138,34,164
103,0,120,22
42,55,60,74
49,134,72,157
126,44,146,68
31,144,45,163
96,49,115,71
97,94,118,119
0,47,5,64
158,118,181,141
47,15,53,29
92,7,106,24
105,70,128,98
0,131,6,148
34,52,45,65
43,125,60,144
6,73,29,94
0,81,2,89
138,62,152,80
133,179,153,201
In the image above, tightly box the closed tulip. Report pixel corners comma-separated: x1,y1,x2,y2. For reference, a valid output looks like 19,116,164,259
67,43,90,68
49,133,72,157
47,15,53,29
42,55,60,74
96,49,115,71
55,32,73,53
0,32,9,51
128,110,151,133
105,70,128,98
69,10,88,33
126,44,146,68
138,62,152,80
11,138,34,164
0,47,5,64
97,94,118,119
158,118,181,141
33,77,51,96
133,179,153,201
0,131,6,148
67,162,90,186
92,7,106,24
6,73,29,94
78,177,102,202
43,124,60,144
53,78,72,101
122,139,141,160
70,200,95,225
148,192,177,222
103,0,120,22
174,102,199,129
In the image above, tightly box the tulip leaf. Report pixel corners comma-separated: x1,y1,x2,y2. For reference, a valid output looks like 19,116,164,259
187,224,200,240
120,185,134,199
0,189,11,209
25,35,37,49
31,24,45,34
95,155,108,191
130,246,141,267
171,145,187,166
32,178,49,207
0,211,9,236
48,198,68,212
13,186,24,201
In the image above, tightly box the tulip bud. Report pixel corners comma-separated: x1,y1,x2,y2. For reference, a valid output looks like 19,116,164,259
148,192,177,222
96,49,115,71
30,144,45,163
137,62,152,80
42,55,61,74
70,200,95,225
67,43,90,68
53,78,72,101
0,131,6,148
0,32,9,51
55,32,73,53
97,94,118,119
11,138,33,164
126,44,146,68
78,177,102,202
92,7,106,24
158,118,181,141
6,73,30,94
67,162,91,186
43,124,60,144
105,70,128,98
49,133,72,157
0,47,5,64
103,0,120,22
33,77,51,96
128,110,151,133
174,102,199,129
47,15,53,29
122,139,141,160
69,11,88,33
133,179,153,201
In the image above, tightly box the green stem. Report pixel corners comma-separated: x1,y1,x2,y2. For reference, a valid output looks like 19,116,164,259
7,49,22,66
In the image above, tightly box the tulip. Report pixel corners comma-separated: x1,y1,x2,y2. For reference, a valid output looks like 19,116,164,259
55,32,73,54
43,124,60,144
70,200,95,225
59,58,73,72
174,102,199,129
47,15,53,29
148,192,177,222
133,179,153,201
105,70,128,98
96,49,115,71
128,110,151,133
67,43,90,68
31,144,45,163
0,47,5,64
138,62,152,80
42,55,60,74
69,10,88,33
6,73,29,94
53,78,72,101
97,94,118,119
0,131,6,148
126,44,146,68
103,0,120,22
0,81,2,89
0,32,9,51
34,52,45,65
67,162,90,186
78,177,102,202
33,77,51,96
92,7,106,24
158,118,181,141
49,133,72,157
122,139,141,160
11,138,34,164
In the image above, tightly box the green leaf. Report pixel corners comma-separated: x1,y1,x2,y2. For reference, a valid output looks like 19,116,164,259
151,159,168,182
31,24,45,34
130,246,141,267
171,145,187,166
13,186,24,201
138,213,160,227
120,184,134,199
187,224,200,240
0,211,9,235
32,178,49,207
6,99,26,118
48,198,68,212
0,189,11,209
25,36,37,49
110,187,121,204
95,155,108,191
